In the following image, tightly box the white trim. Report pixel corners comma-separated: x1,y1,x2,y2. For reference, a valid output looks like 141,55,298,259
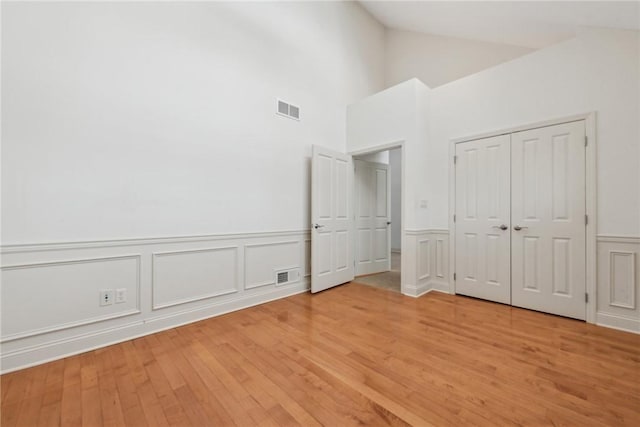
417,238,431,281
450,113,593,144
608,251,636,310
348,140,404,157
1,255,142,342
596,312,640,335
1,281,310,374
585,112,597,323
449,113,597,323
244,240,301,290
403,283,430,298
347,141,407,296
151,246,240,310
597,235,640,244
1,229,312,373
1,229,310,253
405,228,448,236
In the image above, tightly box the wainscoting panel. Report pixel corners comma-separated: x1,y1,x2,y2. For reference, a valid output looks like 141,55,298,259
152,246,239,310
1,255,141,342
596,236,640,333
417,239,431,281
403,229,450,297
244,240,300,289
1,230,310,373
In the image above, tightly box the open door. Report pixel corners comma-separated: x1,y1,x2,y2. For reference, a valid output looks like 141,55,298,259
311,145,355,293
354,160,391,276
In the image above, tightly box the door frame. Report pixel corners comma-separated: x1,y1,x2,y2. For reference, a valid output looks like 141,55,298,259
349,141,406,293
448,112,597,323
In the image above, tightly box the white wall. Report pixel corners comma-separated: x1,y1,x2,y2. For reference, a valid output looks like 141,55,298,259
385,29,533,88
1,1,385,372
427,28,640,332
347,79,430,232
389,148,402,251
1,1,385,244
429,28,640,236
347,79,432,296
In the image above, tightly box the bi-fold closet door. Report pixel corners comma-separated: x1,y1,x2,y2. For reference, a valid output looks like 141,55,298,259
455,121,587,320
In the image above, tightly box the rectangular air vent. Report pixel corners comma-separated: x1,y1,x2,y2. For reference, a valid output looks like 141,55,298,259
277,271,289,284
274,268,300,286
276,99,300,121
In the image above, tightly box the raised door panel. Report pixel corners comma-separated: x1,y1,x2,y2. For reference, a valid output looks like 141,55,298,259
455,135,511,304
511,121,586,319
311,145,354,293
355,160,390,276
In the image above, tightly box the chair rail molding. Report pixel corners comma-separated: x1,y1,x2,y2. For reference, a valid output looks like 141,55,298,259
1,230,311,373
596,234,640,334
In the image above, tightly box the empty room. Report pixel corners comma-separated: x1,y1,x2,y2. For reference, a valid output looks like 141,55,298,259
1,1,639,426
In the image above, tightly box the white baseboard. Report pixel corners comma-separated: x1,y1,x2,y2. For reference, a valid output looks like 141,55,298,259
428,280,452,294
596,312,640,335
402,282,430,298
1,230,311,373
1,281,309,374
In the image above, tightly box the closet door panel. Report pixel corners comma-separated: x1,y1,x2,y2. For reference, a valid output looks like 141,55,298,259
455,135,511,304
511,121,586,320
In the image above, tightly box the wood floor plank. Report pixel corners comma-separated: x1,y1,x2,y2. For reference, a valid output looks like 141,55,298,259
2,283,639,426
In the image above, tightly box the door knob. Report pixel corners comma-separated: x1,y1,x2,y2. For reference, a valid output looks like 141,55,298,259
513,225,528,231
313,224,324,229
492,224,508,231
386,221,391,225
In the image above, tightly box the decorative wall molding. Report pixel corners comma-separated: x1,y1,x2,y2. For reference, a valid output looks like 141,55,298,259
402,229,450,297
151,246,240,310
609,251,636,309
1,230,311,373
1,255,142,342
0,229,310,254
596,235,639,334
244,240,301,289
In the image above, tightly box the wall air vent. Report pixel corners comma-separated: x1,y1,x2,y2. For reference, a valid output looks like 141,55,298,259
276,99,300,121
275,268,300,286
277,271,289,284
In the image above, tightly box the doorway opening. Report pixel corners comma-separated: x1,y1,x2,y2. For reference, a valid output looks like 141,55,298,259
352,148,402,293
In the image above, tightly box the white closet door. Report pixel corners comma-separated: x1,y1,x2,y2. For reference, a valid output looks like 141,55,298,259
455,135,511,304
311,145,354,293
511,121,586,320
355,160,391,276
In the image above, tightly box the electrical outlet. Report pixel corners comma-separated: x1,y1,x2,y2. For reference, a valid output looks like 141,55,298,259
100,289,114,306
115,288,127,304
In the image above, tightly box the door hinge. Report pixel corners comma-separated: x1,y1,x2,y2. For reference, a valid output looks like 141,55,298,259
453,273,456,281
453,214,456,223
453,155,457,165
585,136,588,147
585,214,588,225
585,293,589,303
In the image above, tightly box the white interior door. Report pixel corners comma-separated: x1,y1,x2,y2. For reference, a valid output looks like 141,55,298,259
354,160,391,276
511,121,586,320
311,145,354,293
455,135,511,304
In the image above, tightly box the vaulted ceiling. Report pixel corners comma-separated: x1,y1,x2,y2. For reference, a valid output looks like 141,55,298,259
360,1,640,49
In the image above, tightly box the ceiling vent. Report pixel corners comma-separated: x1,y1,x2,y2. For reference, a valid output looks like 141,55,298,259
276,99,300,121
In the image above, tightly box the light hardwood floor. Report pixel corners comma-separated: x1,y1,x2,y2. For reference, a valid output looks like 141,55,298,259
2,283,639,426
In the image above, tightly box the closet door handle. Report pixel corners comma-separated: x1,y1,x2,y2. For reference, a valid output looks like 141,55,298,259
492,224,508,231
513,225,528,231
